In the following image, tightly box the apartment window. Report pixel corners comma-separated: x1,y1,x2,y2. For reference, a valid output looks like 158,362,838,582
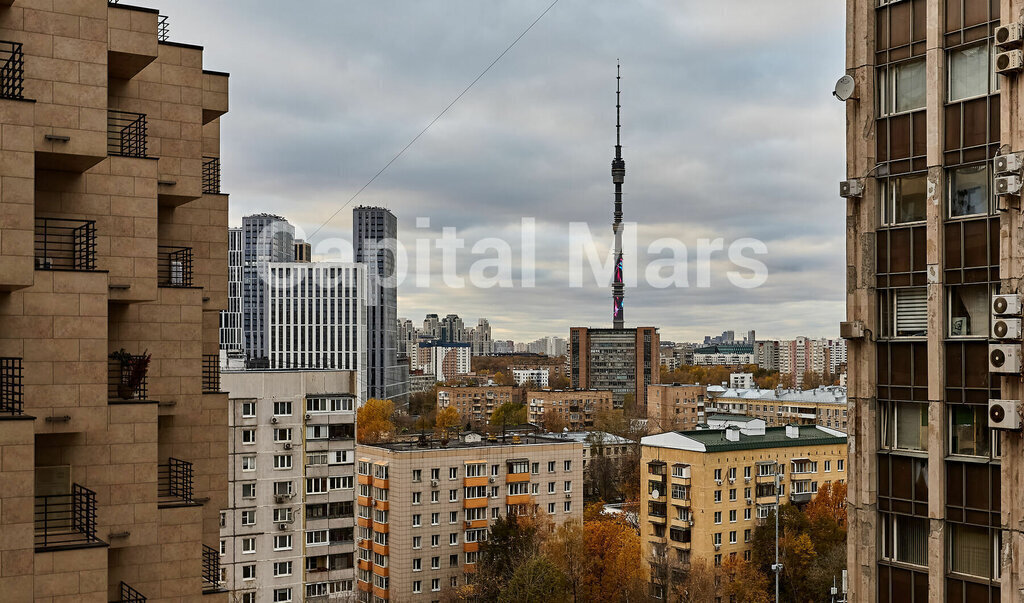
881,287,927,338
241,537,255,554
948,42,997,102
241,429,255,444
241,510,255,526
881,401,928,451
881,513,928,567
274,561,292,577
274,455,292,470
948,523,1000,579
949,405,991,457
274,534,292,550
272,588,292,603
273,401,292,416
878,59,926,116
881,174,927,226
948,284,990,337
241,401,256,417
241,483,256,499
241,456,255,472
242,564,255,580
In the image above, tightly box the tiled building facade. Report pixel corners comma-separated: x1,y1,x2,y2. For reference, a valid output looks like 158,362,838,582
0,1,230,600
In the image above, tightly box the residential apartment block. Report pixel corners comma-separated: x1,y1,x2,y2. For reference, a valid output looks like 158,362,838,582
569,326,659,412
646,384,709,433
639,420,847,599
436,385,523,424
354,435,584,601
525,389,614,430
220,369,359,603
0,1,231,600
706,386,849,431
844,0,1010,599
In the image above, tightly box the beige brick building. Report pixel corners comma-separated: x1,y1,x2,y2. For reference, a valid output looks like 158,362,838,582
525,389,613,430
354,434,583,601
0,1,230,601
639,420,847,599
646,383,708,433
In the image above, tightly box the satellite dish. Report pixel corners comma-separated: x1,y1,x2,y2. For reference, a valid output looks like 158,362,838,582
833,75,856,101
650,489,660,499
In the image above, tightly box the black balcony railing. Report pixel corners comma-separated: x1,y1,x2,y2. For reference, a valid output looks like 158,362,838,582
34,484,101,550
202,544,223,593
158,457,194,504
202,157,220,194
158,15,169,42
0,41,24,100
0,357,23,416
202,354,220,392
109,356,149,401
35,217,97,271
119,581,147,603
108,110,148,158
157,245,193,287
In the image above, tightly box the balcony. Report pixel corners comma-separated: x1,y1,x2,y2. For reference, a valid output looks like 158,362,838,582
157,246,193,287
108,354,149,402
202,544,225,594
34,484,105,552
158,457,195,506
107,110,148,158
202,354,220,392
1,357,23,416
118,581,147,603
35,218,97,271
202,157,220,194
0,40,24,99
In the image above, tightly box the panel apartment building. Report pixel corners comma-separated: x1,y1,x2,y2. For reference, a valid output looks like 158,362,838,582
354,434,583,601
844,0,1013,600
639,420,847,599
220,370,359,603
0,2,231,600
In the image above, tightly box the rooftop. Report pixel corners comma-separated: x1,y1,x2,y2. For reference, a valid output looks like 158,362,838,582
641,424,846,453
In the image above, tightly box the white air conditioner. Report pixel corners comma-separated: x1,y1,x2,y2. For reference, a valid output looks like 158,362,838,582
989,399,1022,430
283,442,292,450
996,50,1024,74
993,317,1022,340
278,523,289,531
270,417,278,424
993,294,1023,317
839,179,864,199
996,175,1022,196
995,154,1023,175
996,22,1024,49
989,343,1021,373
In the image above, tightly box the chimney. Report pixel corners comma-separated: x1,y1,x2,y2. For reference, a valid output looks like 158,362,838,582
785,424,799,439
725,426,740,442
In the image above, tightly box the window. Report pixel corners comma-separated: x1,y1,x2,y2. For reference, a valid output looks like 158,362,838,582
274,561,292,577
241,456,255,472
948,42,997,102
273,401,292,416
241,537,255,554
878,59,925,116
881,287,927,338
274,534,292,550
881,174,927,226
241,401,255,417
881,401,928,451
949,284,990,337
948,524,999,579
949,164,992,218
241,510,255,526
949,405,991,457
241,428,255,444
241,483,256,499
242,564,255,580
274,455,292,470
881,514,928,567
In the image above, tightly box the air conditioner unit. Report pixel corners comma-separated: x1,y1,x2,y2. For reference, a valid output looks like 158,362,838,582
283,442,292,450
990,399,1022,430
993,294,1023,317
996,22,1024,49
996,50,1024,74
993,317,1022,340
989,343,1021,373
996,175,1023,196
270,417,278,424
278,523,289,531
995,153,1024,175
839,179,864,199
430,479,438,487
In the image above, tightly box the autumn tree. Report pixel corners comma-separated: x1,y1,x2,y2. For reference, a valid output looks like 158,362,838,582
434,405,462,438
542,408,568,433
356,398,394,444
490,401,527,426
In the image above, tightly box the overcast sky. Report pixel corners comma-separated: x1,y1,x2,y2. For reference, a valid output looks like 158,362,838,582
169,0,847,343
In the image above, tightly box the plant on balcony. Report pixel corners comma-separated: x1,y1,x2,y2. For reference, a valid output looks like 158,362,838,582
109,348,151,399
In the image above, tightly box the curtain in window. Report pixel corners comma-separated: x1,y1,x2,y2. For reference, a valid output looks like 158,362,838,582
949,523,992,578
896,288,928,336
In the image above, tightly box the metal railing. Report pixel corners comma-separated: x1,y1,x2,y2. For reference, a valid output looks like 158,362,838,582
202,156,220,194
158,15,169,42
0,357,23,416
108,356,149,401
158,457,194,504
35,217,97,271
34,484,100,550
202,544,222,593
108,110,148,158
0,41,24,99
119,582,147,603
157,245,193,287
202,354,220,392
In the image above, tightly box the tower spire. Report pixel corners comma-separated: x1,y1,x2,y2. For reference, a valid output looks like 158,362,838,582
611,62,626,329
